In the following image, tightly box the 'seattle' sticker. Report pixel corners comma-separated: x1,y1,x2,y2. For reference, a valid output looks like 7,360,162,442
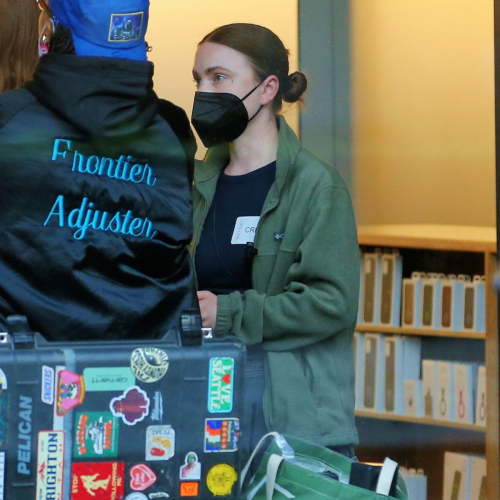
208,358,234,413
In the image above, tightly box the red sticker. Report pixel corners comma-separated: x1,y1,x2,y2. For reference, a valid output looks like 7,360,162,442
56,370,86,417
110,386,150,426
130,464,157,491
71,461,124,500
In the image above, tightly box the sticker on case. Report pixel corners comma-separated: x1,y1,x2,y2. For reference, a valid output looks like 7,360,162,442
146,425,175,461
0,388,8,447
0,370,7,390
41,366,54,405
36,431,65,500
151,391,164,422
0,452,4,500
55,369,85,417
109,386,150,426
74,412,119,458
130,464,157,491
180,452,201,481
131,348,169,383
205,418,240,452
71,461,125,500
208,358,234,413
83,367,135,392
180,482,199,497
125,494,148,500
206,464,237,497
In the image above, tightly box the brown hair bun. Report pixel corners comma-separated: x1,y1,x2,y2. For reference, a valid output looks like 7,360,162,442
282,72,308,103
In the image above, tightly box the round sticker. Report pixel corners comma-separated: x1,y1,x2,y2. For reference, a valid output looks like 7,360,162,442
131,348,169,383
125,493,148,500
206,464,238,497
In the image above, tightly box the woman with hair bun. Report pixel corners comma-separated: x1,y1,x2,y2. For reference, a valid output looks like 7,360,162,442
191,23,360,460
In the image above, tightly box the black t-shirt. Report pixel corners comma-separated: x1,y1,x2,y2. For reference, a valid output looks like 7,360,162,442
196,162,276,295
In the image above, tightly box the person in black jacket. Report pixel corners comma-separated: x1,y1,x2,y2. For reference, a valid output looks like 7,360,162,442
0,0,197,341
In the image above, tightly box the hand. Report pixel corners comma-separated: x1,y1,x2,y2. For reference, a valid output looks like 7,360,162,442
197,291,218,329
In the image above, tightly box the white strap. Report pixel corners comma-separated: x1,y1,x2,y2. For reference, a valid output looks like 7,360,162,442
376,458,398,496
266,454,285,500
240,432,280,489
246,476,267,500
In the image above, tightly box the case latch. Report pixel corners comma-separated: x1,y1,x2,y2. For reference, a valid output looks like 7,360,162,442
180,309,204,347
7,315,35,350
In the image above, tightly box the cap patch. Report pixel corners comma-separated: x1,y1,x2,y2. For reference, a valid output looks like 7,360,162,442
109,12,144,42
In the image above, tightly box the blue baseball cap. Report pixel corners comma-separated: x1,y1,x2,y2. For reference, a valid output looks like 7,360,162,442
50,0,150,62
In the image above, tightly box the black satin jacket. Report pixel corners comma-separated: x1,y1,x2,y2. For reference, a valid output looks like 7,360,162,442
0,53,197,341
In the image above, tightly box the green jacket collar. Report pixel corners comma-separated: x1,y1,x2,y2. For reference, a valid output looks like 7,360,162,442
194,116,302,211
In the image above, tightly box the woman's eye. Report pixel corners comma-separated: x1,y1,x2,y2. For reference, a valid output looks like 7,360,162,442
193,78,201,87
215,75,226,83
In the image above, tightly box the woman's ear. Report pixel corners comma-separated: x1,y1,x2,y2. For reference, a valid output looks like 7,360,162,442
39,12,54,44
260,75,280,106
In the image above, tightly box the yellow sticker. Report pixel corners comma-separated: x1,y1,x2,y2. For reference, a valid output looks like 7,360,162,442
206,464,237,497
131,348,169,383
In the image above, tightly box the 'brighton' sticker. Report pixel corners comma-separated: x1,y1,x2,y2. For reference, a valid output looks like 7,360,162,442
36,431,64,500
208,358,234,413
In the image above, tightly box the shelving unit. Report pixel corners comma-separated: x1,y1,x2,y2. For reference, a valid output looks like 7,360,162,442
356,224,498,500
355,410,486,433
355,325,485,340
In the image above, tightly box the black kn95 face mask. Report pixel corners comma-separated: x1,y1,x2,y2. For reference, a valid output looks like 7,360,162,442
191,82,263,148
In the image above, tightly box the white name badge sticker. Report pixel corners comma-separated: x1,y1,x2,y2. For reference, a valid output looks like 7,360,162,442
231,216,260,245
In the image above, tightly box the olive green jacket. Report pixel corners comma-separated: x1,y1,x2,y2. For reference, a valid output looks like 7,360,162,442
190,117,360,446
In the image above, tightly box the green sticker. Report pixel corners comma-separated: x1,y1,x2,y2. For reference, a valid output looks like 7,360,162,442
73,412,119,458
83,367,135,392
208,358,234,413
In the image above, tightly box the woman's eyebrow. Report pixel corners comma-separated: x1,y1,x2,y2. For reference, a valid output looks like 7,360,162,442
192,66,233,79
205,66,233,74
